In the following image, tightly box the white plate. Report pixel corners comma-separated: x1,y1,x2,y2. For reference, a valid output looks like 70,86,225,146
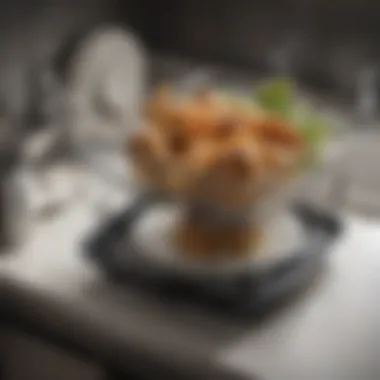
128,205,306,279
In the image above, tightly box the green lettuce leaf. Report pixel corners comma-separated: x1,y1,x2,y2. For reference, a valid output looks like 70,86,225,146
296,112,331,166
255,77,294,117
254,77,332,166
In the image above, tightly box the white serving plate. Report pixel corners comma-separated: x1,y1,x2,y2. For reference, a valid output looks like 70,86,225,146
127,204,306,280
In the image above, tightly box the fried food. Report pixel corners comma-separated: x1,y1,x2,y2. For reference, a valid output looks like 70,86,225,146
127,85,305,258
175,219,263,259
129,86,304,202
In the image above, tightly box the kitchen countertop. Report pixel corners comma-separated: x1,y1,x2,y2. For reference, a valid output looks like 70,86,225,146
1,165,380,380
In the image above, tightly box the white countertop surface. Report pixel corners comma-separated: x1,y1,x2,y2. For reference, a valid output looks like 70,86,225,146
2,168,380,380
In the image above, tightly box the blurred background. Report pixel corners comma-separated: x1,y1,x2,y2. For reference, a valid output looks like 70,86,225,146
0,0,378,218
3,0,380,122
2,1,380,379
2,0,380,105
